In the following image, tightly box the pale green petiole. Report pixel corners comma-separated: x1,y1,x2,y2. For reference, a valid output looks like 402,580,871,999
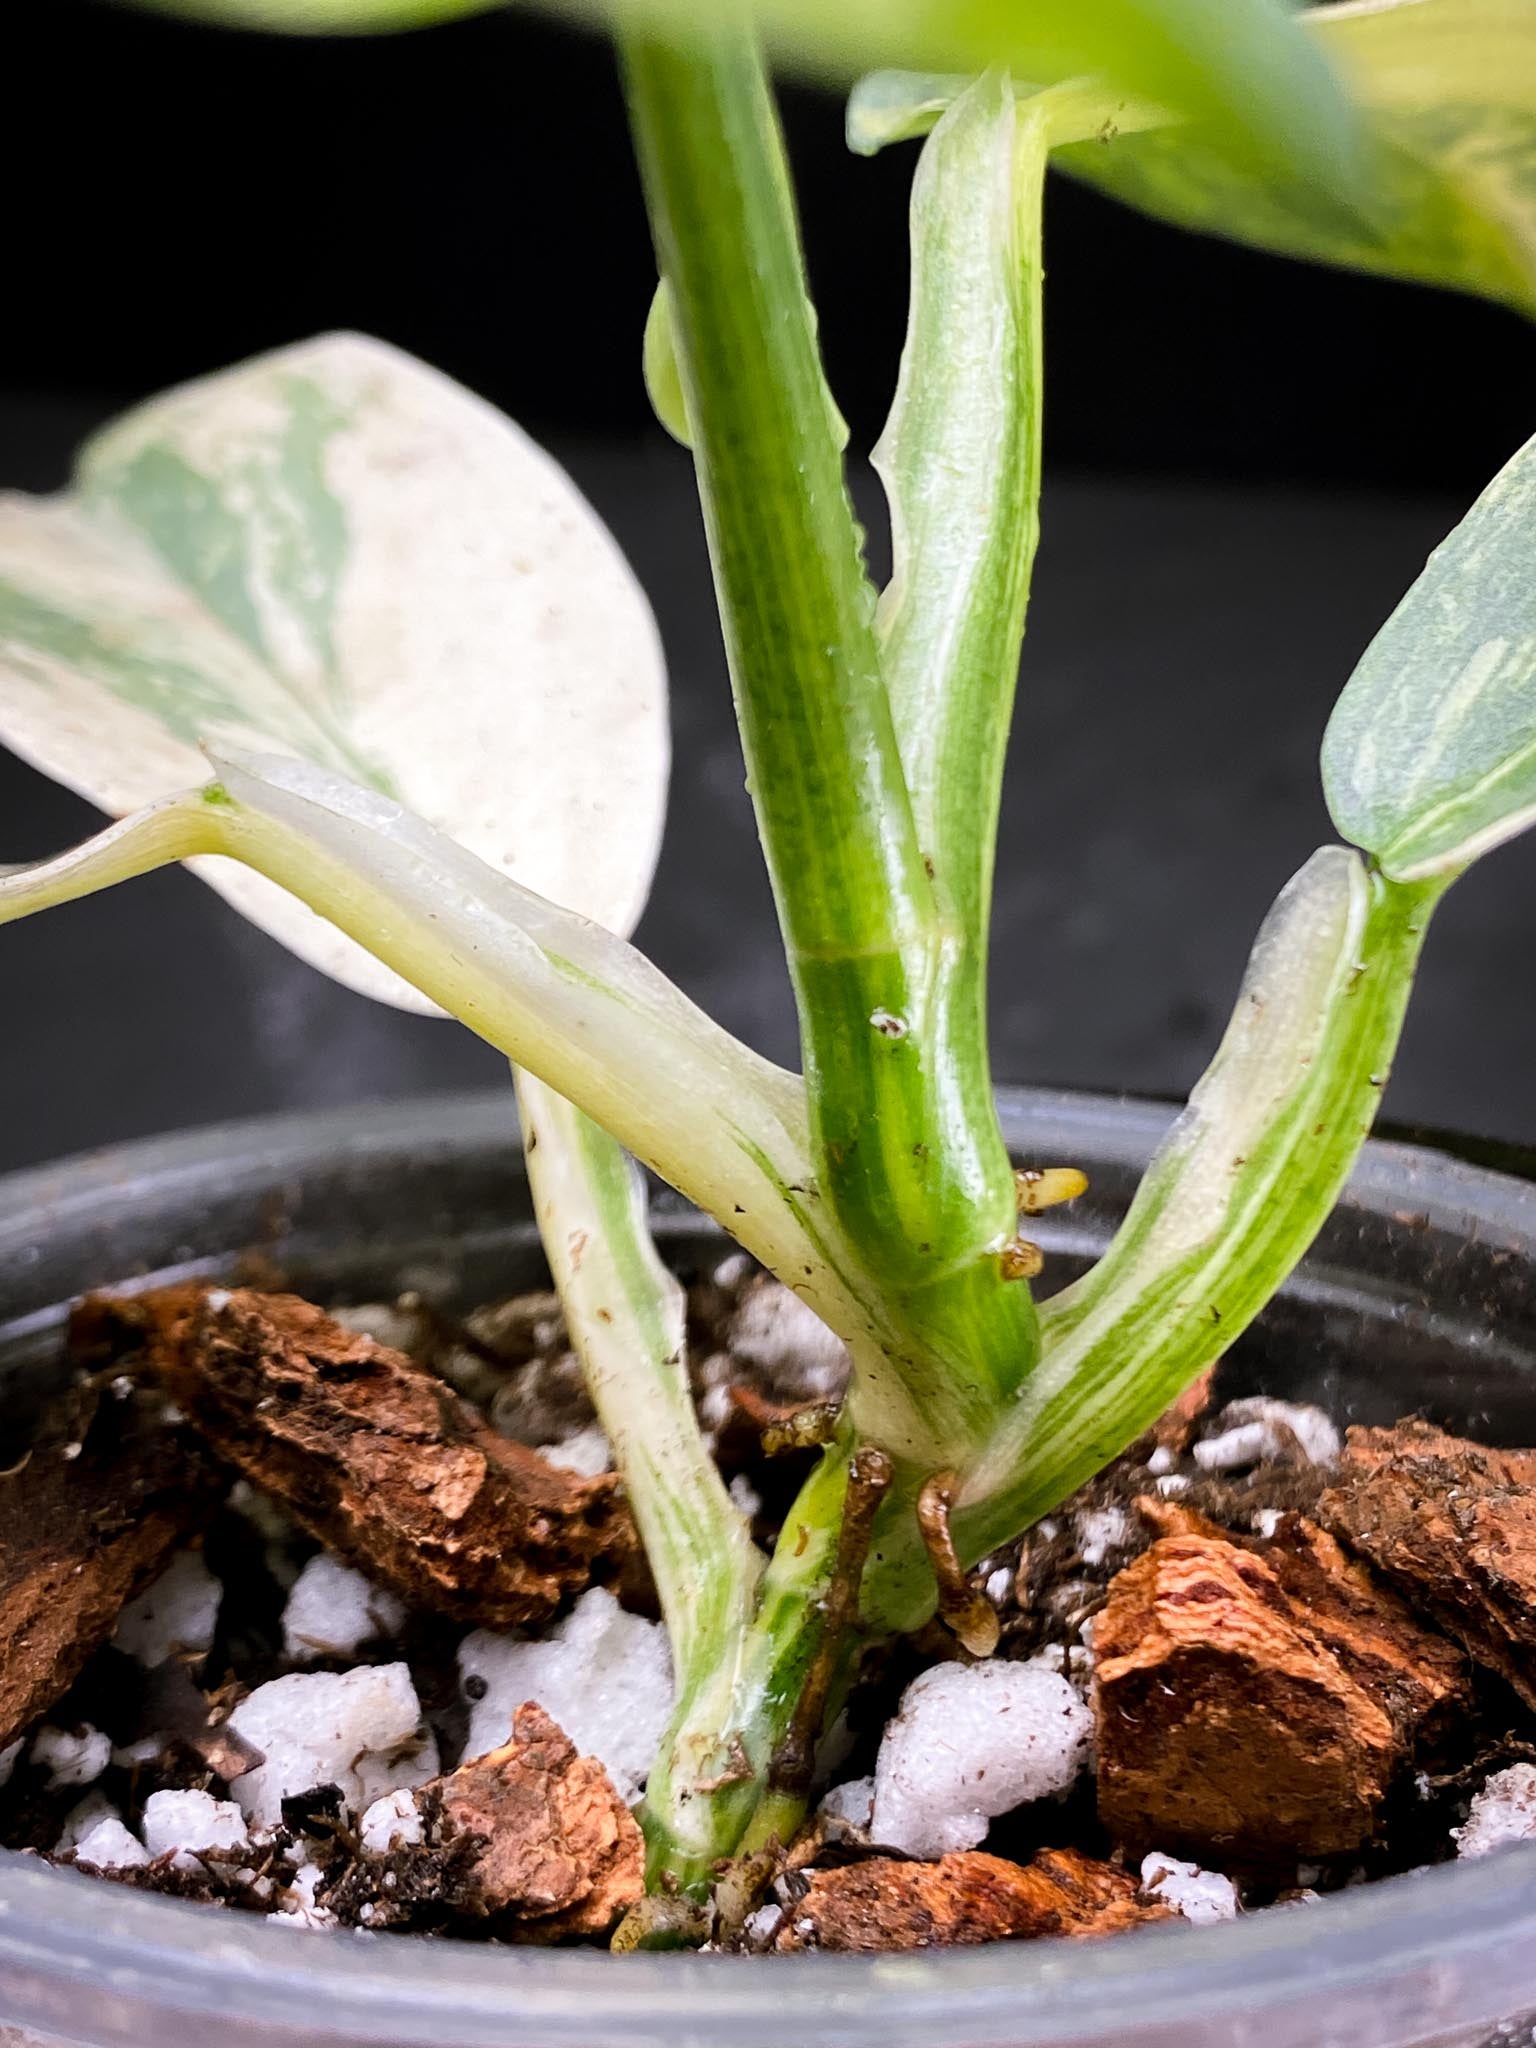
949,847,1449,1574
0,751,836,1316
515,1068,763,1689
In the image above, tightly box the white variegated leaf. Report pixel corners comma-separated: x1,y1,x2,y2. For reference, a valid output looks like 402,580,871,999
1323,426,1536,879
959,846,1444,1543
0,332,667,1006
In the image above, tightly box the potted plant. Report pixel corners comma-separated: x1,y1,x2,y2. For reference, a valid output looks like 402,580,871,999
3,0,1536,2039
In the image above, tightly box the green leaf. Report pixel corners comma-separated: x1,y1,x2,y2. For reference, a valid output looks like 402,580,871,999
1324,428,1536,879
0,333,667,1006
1054,0,1536,316
130,0,498,25
850,3,1536,315
133,0,1365,219
956,847,1448,1557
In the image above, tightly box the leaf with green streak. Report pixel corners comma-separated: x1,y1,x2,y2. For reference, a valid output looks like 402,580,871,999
132,0,1365,218
1324,426,1536,879
955,847,1447,1558
0,333,667,1008
875,69,1047,944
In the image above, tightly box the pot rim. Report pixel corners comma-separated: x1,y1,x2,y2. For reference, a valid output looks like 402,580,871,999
3,1085,1536,2048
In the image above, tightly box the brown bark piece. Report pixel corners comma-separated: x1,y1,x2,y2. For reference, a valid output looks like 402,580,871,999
1318,1420,1536,1711
103,1285,636,1629
1143,1364,1218,1457
0,1392,214,1747
1094,1529,1467,1870
435,1702,643,1938
1265,1515,1469,1752
774,1847,1166,1953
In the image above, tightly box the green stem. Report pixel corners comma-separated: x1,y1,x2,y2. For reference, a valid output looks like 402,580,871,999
620,18,1037,1461
640,1437,862,1893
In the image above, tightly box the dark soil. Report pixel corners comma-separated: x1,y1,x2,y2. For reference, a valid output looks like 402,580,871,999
3,1254,1534,1953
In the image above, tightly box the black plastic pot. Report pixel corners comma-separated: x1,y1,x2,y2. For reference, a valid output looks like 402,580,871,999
2,1086,1536,2048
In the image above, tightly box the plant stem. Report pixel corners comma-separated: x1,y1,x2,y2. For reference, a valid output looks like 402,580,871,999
634,1433,888,1892
619,16,1037,1461
515,1070,762,1685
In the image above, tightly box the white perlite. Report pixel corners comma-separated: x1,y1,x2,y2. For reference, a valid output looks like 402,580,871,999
539,1423,613,1478
869,1659,1092,1859
331,1301,420,1351
114,1550,222,1667
227,1662,436,1823
277,1860,336,1929
1456,1764,1536,1858
32,1724,111,1790
459,1587,673,1804
727,1280,849,1401
819,1776,875,1830
1075,1505,1133,1568
1194,1398,1340,1474
73,1817,151,1871
360,1788,425,1853
281,1553,407,1662
142,1788,250,1861
54,1793,118,1853
1140,1851,1240,1924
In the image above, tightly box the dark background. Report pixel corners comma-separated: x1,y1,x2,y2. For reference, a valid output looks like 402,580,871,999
2,0,1535,1172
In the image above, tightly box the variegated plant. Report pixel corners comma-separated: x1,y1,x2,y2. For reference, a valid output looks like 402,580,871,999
5,0,1536,1929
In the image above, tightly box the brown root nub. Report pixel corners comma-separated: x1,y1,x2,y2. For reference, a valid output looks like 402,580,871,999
774,1847,1166,1952
1093,1527,1468,1872
0,1382,217,1748
916,1470,1000,1657
1318,1420,1536,1713
435,1703,644,1939
1014,1166,1089,1216
101,1285,637,1629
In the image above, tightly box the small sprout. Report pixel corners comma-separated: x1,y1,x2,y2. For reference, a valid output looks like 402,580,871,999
868,1008,908,1039
1014,1165,1089,1215
1000,1236,1045,1281
916,1469,1002,1658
